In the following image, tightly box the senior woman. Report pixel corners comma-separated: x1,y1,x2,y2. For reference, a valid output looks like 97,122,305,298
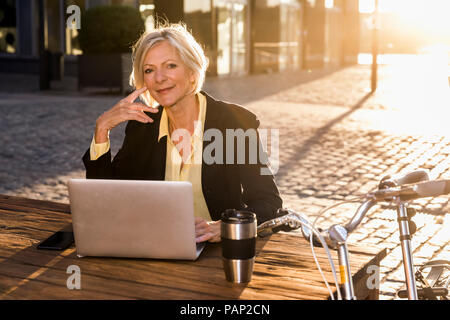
82,23,282,243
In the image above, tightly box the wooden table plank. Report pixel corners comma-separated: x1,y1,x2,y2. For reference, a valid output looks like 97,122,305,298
0,194,70,214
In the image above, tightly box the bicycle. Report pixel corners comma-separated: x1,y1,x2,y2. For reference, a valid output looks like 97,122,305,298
257,170,450,300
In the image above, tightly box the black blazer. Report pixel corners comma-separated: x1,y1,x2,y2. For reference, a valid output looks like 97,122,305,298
82,92,283,224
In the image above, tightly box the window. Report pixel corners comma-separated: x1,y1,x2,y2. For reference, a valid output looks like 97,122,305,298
139,0,155,32
0,0,17,54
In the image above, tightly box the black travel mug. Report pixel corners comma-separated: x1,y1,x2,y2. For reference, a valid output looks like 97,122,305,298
221,209,257,283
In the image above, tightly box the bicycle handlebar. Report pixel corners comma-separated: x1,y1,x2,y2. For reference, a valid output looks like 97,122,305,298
257,176,450,246
344,200,377,233
346,170,430,233
257,209,308,237
368,179,450,202
379,169,430,188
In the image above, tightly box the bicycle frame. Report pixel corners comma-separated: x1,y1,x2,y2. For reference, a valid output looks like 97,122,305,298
323,224,356,299
262,200,422,300
336,241,356,300
324,197,419,300
395,198,418,299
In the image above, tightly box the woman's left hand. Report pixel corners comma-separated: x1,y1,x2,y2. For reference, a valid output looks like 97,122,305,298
195,217,221,243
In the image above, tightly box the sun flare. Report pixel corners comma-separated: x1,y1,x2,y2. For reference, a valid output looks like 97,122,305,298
359,0,450,39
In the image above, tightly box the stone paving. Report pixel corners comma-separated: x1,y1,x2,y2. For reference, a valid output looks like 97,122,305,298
0,56,449,300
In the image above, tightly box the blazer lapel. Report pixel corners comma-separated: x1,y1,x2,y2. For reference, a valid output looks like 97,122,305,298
201,92,221,187
149,135,167,180
202,92,222,131
142,108,167,180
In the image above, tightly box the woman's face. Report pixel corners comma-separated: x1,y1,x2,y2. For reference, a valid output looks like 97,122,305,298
142,40,195,107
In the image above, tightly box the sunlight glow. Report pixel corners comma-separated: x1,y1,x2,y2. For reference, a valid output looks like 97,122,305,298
357,45,450,137
359,0,450,39
359,0,375,13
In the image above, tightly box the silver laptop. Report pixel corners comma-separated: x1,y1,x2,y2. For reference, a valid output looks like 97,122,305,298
67,179,206,260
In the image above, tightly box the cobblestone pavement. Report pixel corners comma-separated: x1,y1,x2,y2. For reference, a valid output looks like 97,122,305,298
0,54,449,299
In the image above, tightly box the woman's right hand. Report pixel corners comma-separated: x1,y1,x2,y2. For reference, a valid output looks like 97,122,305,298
94,87,160,143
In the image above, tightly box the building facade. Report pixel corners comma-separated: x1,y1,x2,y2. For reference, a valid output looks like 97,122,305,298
0,0,360,79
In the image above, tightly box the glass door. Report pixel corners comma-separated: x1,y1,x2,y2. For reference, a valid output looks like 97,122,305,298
216,0,232,75
231,1,247,74
215,0,248,76
0,0,17,54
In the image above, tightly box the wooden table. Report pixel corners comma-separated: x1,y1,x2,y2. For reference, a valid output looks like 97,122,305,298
0,194,386,300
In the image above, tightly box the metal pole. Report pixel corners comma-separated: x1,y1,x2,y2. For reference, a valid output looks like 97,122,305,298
371,0,378,93
336,242,356,300
38,0,50,90
396,200,418,300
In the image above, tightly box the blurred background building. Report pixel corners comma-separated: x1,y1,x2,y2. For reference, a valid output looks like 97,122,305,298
0,0,359,80
2,0,449,82
0,0,362,82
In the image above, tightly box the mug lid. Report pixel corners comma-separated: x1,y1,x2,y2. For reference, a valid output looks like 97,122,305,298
221,209,256,224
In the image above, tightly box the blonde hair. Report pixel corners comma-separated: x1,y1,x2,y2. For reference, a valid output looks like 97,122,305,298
129,23,209,106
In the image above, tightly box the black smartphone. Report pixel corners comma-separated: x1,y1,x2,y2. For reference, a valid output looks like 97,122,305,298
37,231,74,250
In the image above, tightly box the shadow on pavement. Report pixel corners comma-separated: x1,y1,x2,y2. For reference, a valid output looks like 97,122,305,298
276,92,373,181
